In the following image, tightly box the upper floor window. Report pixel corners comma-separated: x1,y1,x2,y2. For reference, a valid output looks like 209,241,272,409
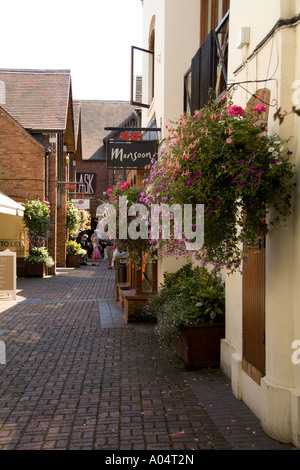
131,46,154,108
131,14,155,109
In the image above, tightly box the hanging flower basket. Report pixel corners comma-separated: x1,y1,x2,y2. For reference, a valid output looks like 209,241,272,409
140,95,296,273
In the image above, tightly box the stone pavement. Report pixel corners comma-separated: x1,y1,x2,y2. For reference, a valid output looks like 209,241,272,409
0,260,296,452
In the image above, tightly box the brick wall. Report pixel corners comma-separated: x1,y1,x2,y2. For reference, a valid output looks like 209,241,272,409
0,108,46,201
0,108,71,273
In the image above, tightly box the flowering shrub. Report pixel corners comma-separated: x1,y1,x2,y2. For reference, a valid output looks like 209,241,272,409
23,199,51,239
66,201,80,237
66,202,90,238
141,96,296,273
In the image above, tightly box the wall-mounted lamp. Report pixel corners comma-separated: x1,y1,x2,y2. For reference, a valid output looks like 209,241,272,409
237,27,250,49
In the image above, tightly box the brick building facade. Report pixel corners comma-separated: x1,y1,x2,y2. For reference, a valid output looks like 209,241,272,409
0,106,47,201
0,69,78,274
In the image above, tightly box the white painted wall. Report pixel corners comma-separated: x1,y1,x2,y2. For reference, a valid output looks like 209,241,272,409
141,0,200,285
222,0,300,447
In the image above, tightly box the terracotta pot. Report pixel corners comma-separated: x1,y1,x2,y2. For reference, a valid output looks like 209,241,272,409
172,322,225,369
26,262,47,277
66,254,81,267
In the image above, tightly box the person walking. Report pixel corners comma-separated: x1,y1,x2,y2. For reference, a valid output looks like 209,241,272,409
91,237,101,266
80,233,89,265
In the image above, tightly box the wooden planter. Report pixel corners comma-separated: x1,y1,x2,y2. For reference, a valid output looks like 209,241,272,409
26,262,47,278
172,322,225,369
66,254,81,268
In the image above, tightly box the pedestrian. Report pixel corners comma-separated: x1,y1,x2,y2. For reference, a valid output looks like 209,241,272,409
91,237,101,266
80,233,89,265
106,238,114,269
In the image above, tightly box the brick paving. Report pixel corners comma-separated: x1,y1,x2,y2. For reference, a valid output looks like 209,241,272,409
0,260,295,451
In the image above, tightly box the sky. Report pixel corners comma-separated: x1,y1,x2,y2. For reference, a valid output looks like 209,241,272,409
0,0,143,101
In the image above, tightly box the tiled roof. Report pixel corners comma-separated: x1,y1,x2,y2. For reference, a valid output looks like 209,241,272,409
0,69,72,132
0,105,46,151
75,100,137,161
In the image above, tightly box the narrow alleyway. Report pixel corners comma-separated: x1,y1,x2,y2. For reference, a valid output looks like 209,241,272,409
0,260,295,452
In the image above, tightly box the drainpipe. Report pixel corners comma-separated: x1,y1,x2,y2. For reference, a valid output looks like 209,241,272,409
45,147,52,202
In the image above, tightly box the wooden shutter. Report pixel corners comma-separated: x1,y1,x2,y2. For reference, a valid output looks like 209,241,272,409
190,31,218,114
242,236,266,384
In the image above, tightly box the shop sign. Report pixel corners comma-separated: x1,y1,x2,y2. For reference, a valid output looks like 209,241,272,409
106,140,157,169
76,173,97,195
0,239,26,257
0,249,16,300
71,199,90,210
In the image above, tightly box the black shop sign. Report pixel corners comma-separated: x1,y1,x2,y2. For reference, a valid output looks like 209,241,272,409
106,140,157,169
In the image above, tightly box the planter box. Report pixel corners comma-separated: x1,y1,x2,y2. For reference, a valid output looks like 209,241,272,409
66,254,81,268
172,322,225,369
26,262,47,278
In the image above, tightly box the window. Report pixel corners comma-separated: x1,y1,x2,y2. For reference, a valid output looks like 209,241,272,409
131,14,155,109
130,46,154,108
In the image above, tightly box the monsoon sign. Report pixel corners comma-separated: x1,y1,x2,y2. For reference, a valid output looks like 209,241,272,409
106,140,157,169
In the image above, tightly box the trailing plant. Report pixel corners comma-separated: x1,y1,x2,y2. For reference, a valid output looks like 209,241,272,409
140,95,296,273
144,263,225,344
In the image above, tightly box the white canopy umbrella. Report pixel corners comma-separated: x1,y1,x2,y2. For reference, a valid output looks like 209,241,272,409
0,191,24,216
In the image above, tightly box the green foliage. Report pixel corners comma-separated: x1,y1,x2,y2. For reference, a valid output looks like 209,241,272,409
23,199,52,265
25,246,54,267
144,263,225,344
66,240,86,256
23,199,51,239
66,202,80,237
66,202,91,238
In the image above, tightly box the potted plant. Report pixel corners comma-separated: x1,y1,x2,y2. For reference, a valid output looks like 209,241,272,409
144,263,225,368
25,246,54,277
66,240,86,267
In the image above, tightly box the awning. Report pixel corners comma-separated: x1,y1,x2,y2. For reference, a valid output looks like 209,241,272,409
0,191,24,216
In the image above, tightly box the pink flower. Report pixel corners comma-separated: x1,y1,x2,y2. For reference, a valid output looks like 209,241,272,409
226,138,233,144
228,105,245,117
107,189,112,194
253,104,266,113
